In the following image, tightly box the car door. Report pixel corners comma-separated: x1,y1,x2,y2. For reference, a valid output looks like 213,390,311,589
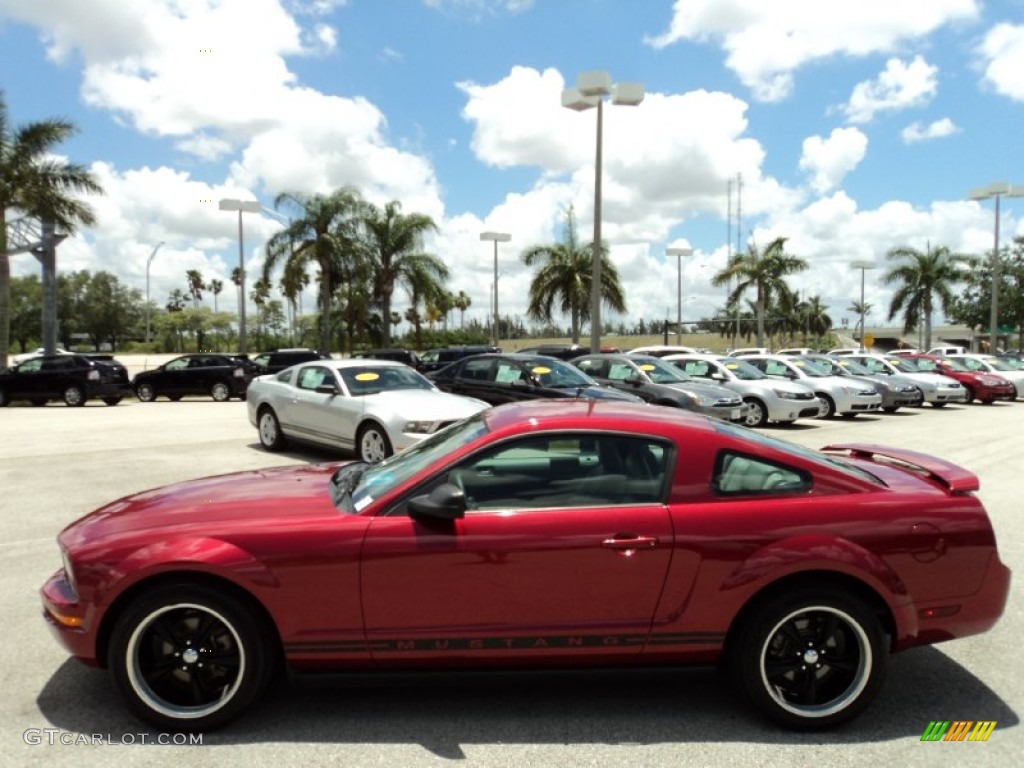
448,357,503,403
285,365,357,448
359,433,675,664
156,356,192,395
6,357,44,399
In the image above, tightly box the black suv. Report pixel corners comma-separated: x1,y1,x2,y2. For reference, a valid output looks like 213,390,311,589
351,348,420,367
417,345,500,373
0,354,132,407
132,353,256,402
251,348,330,375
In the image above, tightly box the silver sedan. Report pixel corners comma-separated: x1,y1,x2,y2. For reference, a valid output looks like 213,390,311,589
247,359,489,462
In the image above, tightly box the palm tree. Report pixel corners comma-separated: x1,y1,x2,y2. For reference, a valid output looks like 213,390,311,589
522,207,626,345
360,200,445,348
711,236,808,348
265,187,364,355
1,92,103,367
453,290,472,329
185,269,205,308
279,261,309,345
210,278,224,312
883,244,968,350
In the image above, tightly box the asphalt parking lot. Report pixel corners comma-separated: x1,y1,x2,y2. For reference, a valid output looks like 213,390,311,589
1,398,1021,767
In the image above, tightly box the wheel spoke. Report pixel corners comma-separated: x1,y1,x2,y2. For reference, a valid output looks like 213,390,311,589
797,666,819,703
764,656,802,681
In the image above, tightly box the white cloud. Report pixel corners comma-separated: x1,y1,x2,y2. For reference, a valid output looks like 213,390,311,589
646,0,978,102
799,128,868,193
843,56,938,123
978,23,1024,101
901,118,959,144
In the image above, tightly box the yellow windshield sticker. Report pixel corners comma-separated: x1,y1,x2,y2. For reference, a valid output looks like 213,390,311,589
726,363,739,369
639,364,656,371
355,372,380,381
793,361,805,367
531,366,551,374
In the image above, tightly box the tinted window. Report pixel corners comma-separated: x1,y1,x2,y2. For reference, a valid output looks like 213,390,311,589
713,452,810,496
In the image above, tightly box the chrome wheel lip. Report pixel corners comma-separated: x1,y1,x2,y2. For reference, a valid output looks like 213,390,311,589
759,604,872,719
125,602,245,721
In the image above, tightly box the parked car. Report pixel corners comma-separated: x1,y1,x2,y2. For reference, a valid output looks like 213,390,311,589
927,346,967,357
351,348,420,367
513,343,587,360
626,344,697,357
571,353,747,422
843,354,967,407
742,355,882,418
11,346,74,365
804,355,923,413
775,347,815,356
132,353,256,402
901,354,1015,405
251,348,330,375
416,345,500,374
948,354,1024,399
664,353,824,427
727,347,770,357
0,353,131,407
428,353,643,406
41,400,1010,732
248,359,488,462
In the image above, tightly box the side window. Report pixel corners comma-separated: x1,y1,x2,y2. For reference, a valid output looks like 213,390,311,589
763,360,790,377
446,434,669,512
18,359,43,373
607,362,635,382
461,358,494,382
42,358,73,372
165,357,190,371
713,451,811,496
681,360,710,378
574,358,603,376
494,362,525,384
297,366,332,391
253,354,271,368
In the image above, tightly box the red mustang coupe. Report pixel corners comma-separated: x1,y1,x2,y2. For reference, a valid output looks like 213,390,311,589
41,401,1009,731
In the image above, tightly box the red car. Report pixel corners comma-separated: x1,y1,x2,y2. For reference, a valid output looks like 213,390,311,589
41,401,1010,732
904,353,1016,404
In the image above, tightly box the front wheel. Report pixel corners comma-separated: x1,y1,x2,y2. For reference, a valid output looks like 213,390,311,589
211,382,231,402
103,397,122,406
730,588,887,729
743,398,769,428
357,422,393,463
963,386,975,403
63,385,86,407
108,583,273,732
931,401,947,408
0,389,8,407
136,383,157,402
818,394,836,419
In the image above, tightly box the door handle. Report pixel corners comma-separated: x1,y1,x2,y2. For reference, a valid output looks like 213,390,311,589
601,535,659,557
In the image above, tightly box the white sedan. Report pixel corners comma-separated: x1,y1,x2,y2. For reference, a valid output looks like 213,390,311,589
247,359,489,462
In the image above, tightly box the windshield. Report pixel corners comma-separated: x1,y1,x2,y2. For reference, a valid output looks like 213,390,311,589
913,358,941,372
339,365,434,395
832,358,872,376
981,357,1018,371
887,357,922,373
790,357,832,377
336,411,490,513
715,358,767,380
521,356,597,389
631,357,692,383
937,357,969,372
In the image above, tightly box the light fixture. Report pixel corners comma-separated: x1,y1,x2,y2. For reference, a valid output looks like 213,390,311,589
480,232,511,347
219,198,262,354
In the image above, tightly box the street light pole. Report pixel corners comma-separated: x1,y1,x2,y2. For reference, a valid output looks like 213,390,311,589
562,71,644,353
851,260,875,351
480,231,511,348
219,198,262,354
969,182,1024,354
667,246,693,344
145,241,165,345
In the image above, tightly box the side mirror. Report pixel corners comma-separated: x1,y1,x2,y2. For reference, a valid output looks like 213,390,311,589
409,483,466,520
624,374,644,386
315,384,339,395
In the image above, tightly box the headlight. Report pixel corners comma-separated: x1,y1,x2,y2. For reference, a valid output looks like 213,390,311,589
773,388,802,400
61,547,77,599
980,377,1001,386
404,421,434,434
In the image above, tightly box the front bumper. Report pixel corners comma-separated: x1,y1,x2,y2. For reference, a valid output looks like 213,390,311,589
41,569,98,666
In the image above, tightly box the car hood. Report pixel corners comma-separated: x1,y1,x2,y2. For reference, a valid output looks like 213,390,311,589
369,388,490,415
571,385,643,402
667,381,741,401
60,464,345,546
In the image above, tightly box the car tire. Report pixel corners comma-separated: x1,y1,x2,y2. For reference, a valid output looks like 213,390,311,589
357,422,393,463
0,389,9,407
931,402,947,408
211,382,231,402
882,406,898,414
108,582,274,732
730,587,887,730
30,399,48,407
63,385,86,407
818,394,836,419
257,407,287,452
963,386,975,403
136,383,157,402
169,395,183,402
743,398,769,428
103,397,122,406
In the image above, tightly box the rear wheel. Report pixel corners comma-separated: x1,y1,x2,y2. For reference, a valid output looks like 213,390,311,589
257,408,287,451
730,588,886,729
103,397,122,406
743,398,769,428
963,385,975,403
211,382,231,402
932,402,947,408
169,395,183,402
108,582,273,732
0,389,7,407
881,406,898,414
136,383,157,402
30,399,48,407
357,422,392,463
63,385,86,407
818,394,836,419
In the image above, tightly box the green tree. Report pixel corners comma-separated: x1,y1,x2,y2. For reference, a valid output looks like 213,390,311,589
522,207,627,345
883,244,968,351
9,274,42,351
361,199,445,348
80,271,142,350
453,290,472,329
186,269,205,308
265,188,364,354
0,92,103,367
711,236,807,348
949,236,1024,352
210,278,224,312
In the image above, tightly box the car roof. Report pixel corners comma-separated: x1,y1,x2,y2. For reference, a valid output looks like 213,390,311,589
481,398,717,438
318,358,410,369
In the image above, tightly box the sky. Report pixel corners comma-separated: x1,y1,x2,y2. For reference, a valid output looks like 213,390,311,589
2,0,1023,338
